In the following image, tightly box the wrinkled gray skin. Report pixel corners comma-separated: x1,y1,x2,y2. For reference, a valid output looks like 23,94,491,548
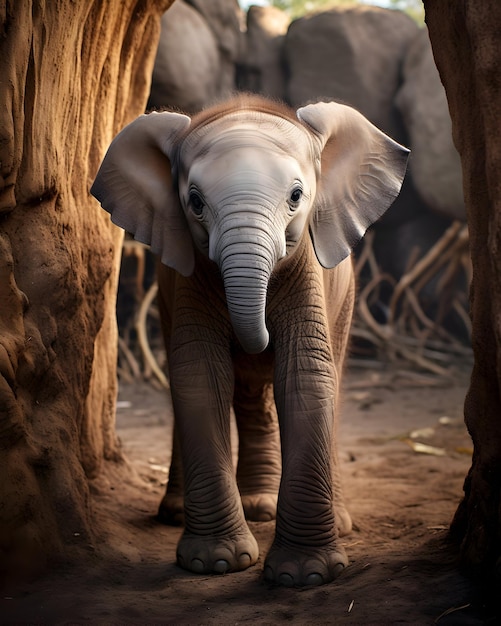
91,95,408,587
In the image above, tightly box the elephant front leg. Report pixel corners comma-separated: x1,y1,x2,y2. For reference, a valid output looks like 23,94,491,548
264,403,348,586
264,348,349,586
170,345,259,575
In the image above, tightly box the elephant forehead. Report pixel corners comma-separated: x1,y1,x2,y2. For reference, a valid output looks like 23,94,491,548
180,113,313,165
188,146,304,190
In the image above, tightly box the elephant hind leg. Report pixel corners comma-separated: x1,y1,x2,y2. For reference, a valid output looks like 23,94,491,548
157,381,282,525
233,353,281,522
157,423,184,526
327,264,356,538
241,492,278,522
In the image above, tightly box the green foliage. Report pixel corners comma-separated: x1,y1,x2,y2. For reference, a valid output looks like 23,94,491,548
266,0,425,24
270,0,356,19
387,0,424,24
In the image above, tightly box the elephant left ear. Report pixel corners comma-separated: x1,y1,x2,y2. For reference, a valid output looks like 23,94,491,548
297,101,410,269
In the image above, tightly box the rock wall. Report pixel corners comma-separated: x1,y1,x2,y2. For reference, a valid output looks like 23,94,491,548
0,0,173,580
424,0,501,573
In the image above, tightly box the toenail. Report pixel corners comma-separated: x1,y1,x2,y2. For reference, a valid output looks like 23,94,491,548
238,552,251,568
191,558,205,573
306,572,323,586
214,559,230,574
279,573,294,587
333,562,345,578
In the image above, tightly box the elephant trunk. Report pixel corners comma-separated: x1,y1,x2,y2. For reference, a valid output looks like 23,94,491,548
222,262,270,354
216,227,281,355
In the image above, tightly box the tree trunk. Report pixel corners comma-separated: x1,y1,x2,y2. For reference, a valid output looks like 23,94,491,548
424,1,501,574
0,0,173,581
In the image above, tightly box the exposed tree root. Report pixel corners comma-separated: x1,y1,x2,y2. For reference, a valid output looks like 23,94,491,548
352,220,471,376
117,222,472,385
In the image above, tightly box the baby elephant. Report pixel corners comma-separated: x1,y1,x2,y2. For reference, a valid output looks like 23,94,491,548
92,95,408,587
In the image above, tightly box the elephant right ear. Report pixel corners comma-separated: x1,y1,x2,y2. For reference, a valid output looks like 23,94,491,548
91,111,194,276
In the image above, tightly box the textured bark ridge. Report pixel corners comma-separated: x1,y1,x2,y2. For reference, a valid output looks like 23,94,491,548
424,1,501,573
0,0,172,580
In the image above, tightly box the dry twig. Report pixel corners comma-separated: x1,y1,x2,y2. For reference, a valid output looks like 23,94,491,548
135,282,169,389
116,221,472,386
353,221,471,376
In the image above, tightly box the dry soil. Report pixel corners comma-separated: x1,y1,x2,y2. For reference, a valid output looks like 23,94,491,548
2,364,496,624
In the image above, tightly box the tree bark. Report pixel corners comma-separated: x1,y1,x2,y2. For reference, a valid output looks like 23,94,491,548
424,1,501,573
0,0,173,580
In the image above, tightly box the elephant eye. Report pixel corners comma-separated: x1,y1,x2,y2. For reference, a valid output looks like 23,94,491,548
289,186,303,208
189,191,205,217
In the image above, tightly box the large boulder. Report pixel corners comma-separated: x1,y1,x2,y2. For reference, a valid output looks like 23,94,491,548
284,5,419,141
186,0,243,95
148,0,242,113
396,28,465,221
238,5,290,100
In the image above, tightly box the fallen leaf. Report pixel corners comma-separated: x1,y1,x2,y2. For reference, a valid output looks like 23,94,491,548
409,427,435,439
455,446,473,455
438,416,453,425
148,463,168,473
402,439,447,456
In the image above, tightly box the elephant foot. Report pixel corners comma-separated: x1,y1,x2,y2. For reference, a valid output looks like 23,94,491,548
176,526,259,575
241,493,277,521
157,493,184,526
263,540,348,587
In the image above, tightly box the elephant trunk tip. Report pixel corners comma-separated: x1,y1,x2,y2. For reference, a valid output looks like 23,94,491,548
236,327,270,355
219,246,273,355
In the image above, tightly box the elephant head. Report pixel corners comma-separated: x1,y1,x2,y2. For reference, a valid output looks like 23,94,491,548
91,96,408,354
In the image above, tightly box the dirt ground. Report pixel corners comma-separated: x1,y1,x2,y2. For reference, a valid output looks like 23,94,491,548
2,362,498,625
